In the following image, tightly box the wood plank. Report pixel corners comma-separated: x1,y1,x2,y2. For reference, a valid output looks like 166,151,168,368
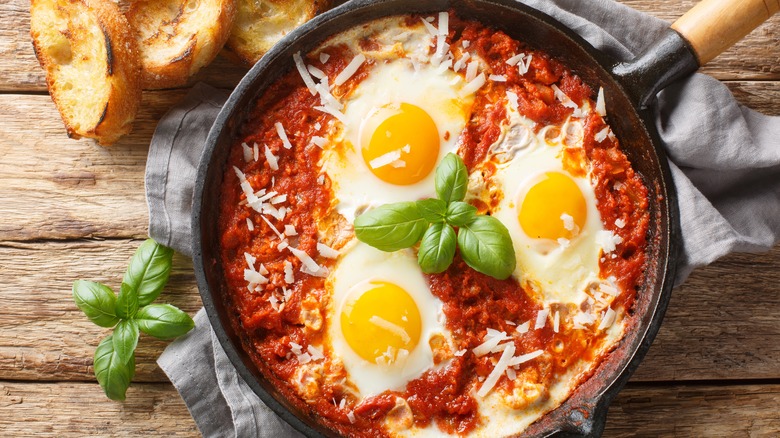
726,81,780,116
1,0,777,93
0,90,189,241
0,239,778,383
0,239,202,383
1,80,778,242
0,382,199,436
1,381,778,436
633,247,780,382
604,383,780,436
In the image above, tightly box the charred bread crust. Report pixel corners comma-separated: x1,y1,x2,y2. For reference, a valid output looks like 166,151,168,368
30,0,142,145
126,0,237,89
223,0,330,67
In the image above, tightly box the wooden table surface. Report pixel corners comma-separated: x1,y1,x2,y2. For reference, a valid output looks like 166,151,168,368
1,0,778,436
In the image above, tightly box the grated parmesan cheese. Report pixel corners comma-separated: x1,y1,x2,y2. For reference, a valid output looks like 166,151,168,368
489,74,507,82
334,54,366,86
516,321,530,334
270,194,287,205
598,308,617,330
561,213,575,231
506,53,524,66
473,330,510,357
314,105,347,123
264,145,279,171
310,136,328,148
319,52,330,64
534,309,549,330
465,60,479,82
596,87,606,117
553,311,560,333
242,142,253,162
477,342,515,397
461,73,486,96
369,316,411,343
275,122,293,149
507,349,544,367
595,127,610,142
420,17,438,36
615,218,626,229
246,218,254,231
596,230,623,253
293,52,317,95
284,224,297,236
307,64,326,79
307,344,324,361
284,261,294,284
317,242,339,259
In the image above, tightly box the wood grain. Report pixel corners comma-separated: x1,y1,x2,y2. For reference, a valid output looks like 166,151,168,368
0,382,199,436
0,90,189,241
0,239,777,383
0,0,777,93
1,381,778,436
1,81,777,242
670,0,780,65
0,239,201,382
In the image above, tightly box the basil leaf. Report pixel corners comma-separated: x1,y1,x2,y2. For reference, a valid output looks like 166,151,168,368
115,282,139,319
354,202,428,252
446,201,478,227
94,335,134,401
122,239,174,306
112,319,139,365
418,223,457,274
136,304,195,340
416,198,447,223
457,215,516,280
72,281,119,328
435,153,468,204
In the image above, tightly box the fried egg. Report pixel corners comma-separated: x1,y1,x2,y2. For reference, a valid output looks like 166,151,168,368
483,102,607,304
327,242,448,397
321,55,476,221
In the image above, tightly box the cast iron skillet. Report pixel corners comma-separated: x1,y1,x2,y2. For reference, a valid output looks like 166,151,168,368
192,0,777,436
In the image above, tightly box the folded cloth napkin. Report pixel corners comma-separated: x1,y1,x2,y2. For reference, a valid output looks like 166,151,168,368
148,0,780,436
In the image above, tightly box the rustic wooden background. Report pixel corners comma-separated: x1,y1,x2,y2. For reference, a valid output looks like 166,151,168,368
1,0,778,436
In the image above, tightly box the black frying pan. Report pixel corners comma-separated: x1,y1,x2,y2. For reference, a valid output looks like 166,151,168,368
192,0,778,436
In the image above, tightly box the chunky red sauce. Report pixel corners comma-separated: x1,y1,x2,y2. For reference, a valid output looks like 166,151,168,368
218,13,649,438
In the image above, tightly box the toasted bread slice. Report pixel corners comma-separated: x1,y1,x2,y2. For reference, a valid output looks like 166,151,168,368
224,0,330,67
126,0,237,89
30,0,142,145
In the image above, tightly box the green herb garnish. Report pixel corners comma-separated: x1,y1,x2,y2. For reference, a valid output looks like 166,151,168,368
72,239,194,401
354,153,516,279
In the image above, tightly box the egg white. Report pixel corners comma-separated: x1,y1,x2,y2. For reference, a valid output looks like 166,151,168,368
320,56,475,222
484,103,606,305
326,241,447,397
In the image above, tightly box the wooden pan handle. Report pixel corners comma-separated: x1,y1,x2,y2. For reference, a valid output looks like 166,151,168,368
671,0,779,65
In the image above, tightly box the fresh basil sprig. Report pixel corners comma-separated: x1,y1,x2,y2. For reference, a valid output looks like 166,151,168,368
73,239,194,401
354,153,516,279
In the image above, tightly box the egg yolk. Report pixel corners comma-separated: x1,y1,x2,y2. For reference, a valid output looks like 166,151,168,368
361,103,440,185
518,172,587,240
340,280,422,365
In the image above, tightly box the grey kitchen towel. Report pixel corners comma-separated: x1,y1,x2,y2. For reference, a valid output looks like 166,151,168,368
147,1,780,436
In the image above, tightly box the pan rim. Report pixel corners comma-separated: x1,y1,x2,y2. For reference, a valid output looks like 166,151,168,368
192,0,680,436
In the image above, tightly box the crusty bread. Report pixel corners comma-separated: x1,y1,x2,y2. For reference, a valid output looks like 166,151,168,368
224,0,330,67
30,0,142,145
126,0,237,89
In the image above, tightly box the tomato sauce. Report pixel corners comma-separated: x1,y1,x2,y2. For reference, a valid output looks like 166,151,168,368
218,14,649,438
